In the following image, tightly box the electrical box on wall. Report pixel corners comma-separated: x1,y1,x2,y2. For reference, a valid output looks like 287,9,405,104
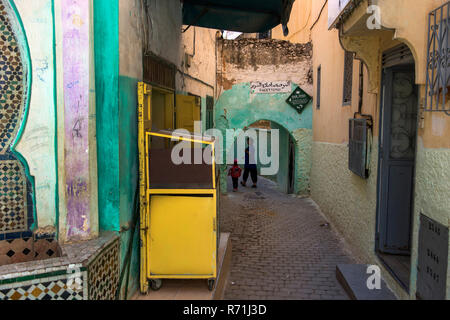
184,53,192,68
416,214,449,300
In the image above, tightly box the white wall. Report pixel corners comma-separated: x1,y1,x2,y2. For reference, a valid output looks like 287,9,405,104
14,0,57,228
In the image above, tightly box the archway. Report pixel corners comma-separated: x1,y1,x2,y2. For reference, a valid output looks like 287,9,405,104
227,120,298,194
215,82,313,195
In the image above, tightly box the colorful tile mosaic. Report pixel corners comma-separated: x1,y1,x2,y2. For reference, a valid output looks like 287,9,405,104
88,238,120,300
0,233,120,300
34,238,62,261
0,234,61,267
0,160,28,233
0,237,33,265
0,1,26,155
0,0,33,241
0,270,88,300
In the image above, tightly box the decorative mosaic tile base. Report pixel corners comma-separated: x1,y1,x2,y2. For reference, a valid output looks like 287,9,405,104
0,237,34,265
0,161,28,234
0,269,87,300
0,232,120,300
0,232,61,267
88,238,120,300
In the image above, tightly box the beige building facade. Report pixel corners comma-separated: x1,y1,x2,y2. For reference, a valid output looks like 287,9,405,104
275,0,450,300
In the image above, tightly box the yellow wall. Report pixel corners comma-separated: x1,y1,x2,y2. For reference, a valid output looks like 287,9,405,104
310,0,450,299
272,0,312,43
339,0,450,149
273,0,335,45
273,0,379,143
311,26,378,143
308,0,412,299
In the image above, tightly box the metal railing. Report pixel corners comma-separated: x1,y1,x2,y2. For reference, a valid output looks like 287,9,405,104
425,2,450,115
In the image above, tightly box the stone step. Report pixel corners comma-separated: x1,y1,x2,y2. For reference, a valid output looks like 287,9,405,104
133,233,232,300
336,264,397,300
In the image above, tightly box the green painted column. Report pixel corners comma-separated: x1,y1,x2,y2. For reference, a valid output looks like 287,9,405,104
94,0,120,232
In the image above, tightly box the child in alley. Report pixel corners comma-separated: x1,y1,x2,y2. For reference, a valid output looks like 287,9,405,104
228,159,242,192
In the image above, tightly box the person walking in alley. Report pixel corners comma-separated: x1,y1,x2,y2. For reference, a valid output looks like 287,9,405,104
228,159,242,192
241,138,258,188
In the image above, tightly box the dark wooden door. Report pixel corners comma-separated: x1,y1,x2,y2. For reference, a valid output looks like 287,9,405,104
378,65,418,255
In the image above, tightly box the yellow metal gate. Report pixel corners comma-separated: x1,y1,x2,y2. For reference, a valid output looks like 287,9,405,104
138,83,217,293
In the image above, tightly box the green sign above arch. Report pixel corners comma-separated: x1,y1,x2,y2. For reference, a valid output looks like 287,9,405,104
286,87,311,114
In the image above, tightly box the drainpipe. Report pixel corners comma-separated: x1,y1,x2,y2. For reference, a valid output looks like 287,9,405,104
358,61,364,115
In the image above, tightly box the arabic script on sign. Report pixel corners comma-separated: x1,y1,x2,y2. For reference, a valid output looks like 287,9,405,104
250,81,291,94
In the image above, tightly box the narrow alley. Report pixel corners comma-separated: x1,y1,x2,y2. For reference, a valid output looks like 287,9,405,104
1,0,449,304
220,177,355,300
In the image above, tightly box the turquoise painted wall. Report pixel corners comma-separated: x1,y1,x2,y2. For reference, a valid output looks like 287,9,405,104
94,1,139,298
215,82,313,195
94,0,120,232
118,75,140,298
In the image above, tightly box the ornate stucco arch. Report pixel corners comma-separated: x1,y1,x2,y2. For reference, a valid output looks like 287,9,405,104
335,0,432,93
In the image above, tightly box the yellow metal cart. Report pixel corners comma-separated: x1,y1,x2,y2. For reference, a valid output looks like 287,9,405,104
139,128,218,292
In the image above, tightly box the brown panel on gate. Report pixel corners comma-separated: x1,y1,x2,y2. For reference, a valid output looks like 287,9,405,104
143,54,176,91
148,138,213,189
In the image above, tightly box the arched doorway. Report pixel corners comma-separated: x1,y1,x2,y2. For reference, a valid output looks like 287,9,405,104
227,120,297,194
375,43,418,290
215,82,313,195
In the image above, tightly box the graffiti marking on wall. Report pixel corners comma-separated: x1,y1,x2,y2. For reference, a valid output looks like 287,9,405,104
61,0,90,239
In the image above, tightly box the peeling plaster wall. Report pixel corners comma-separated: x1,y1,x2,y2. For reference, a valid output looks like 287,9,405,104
216,38,313,195
217,39,313,96
13,0,57,229
178,27,216,99
215,82,313,195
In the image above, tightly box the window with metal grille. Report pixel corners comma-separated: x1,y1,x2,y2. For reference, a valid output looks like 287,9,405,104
143,54,176,90
349,118,369,179
425,2,450,115
316,65,321,109
206,95,214,130
343,51,354,106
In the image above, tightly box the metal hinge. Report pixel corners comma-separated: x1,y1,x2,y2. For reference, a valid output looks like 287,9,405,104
213,218,216,232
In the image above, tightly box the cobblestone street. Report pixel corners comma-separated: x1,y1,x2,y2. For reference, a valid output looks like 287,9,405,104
220,176,356,300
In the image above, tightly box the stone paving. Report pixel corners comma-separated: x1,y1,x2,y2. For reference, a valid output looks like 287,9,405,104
219,176,356,300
